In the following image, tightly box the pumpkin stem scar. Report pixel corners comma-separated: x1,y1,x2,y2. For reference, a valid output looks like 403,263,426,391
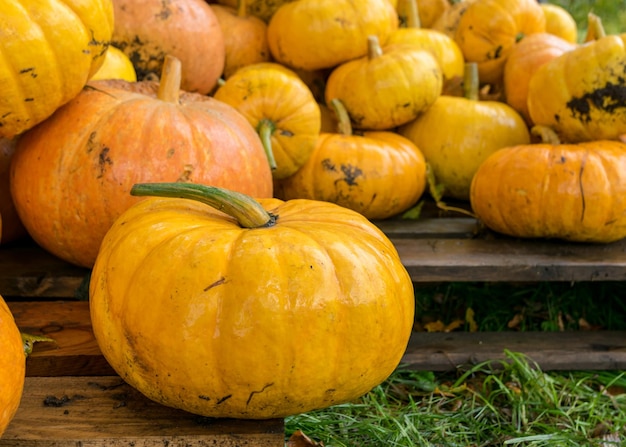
246,382,274,406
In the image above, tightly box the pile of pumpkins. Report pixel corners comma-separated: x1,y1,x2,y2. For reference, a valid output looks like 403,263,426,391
1,0,626,431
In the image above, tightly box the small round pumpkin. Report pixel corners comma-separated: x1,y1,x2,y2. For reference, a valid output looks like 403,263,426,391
470,126,626,243
267,0,399,71
453,0,546,86
503,32,576,125
0,0,114,138
540,3,579,44
111,0,225,94
398,63,530,200
276,99,427,220
527,32,626,143
10,56,273,268
210,1,271,79
89,182,415,419
324,35,443,130
0,294,25,436
387,0,465,86
213,63,321,179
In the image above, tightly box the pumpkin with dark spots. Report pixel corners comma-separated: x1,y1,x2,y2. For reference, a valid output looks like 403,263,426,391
0,0,114,138
528,33,626,143
275,99,426,220
10,56,272,268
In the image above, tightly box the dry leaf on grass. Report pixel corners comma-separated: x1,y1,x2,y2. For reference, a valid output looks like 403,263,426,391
287,430,324,447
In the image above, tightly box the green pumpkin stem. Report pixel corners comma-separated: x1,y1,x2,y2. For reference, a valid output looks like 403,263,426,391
328,98,353,136
157,55,181,104
257,118,278,171
463,62,480,101
130,183,276,228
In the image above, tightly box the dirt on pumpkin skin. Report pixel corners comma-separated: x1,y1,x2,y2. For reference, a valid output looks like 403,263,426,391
566,82,626,124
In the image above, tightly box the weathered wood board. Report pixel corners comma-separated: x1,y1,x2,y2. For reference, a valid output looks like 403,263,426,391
0,376,284,447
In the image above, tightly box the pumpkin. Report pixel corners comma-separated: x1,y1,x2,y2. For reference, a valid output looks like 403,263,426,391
503,32,576,125
398,63,530,200
10,56,273,268
527,31,626,143
267,0,399,71
387,0,465,86
213,63,321,179
453,0,546,86
0,294,25,437
90,46,138,82
276,99,427,220
210,1,271,79
470,126,626,243
111,0,225,94
0,0,114,138
396,0,450,29
540,2,579,44
324,35,443,130
214,0,296,22
89,182,415,419
431,0,478,39
0,137,27,244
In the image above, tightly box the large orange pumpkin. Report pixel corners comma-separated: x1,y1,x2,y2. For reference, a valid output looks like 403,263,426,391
0,295,25,437
10,56,273,268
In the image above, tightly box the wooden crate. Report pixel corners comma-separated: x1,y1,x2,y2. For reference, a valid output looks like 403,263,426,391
2,216,626,444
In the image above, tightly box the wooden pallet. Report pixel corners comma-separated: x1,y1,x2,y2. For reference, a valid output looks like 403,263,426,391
2,216,626,444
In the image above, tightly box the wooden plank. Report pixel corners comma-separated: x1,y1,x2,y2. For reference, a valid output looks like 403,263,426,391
392,237,626,282
9,300,114,377
0,376,285,447
402,331,626,371
10,301,626,374
0,242,90,298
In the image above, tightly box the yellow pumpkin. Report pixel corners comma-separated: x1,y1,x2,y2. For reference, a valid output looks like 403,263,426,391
213,62,321,179
0,294,25,436
454,0,546,86
90,182,415,419
276,99,427,219
324,35,443,130
398,63,530,200
470,126,626,243
0,0,114,138
267,0,399,71
387,0,465,86
527,32,626,143
540,3,579,44
90,46,138,82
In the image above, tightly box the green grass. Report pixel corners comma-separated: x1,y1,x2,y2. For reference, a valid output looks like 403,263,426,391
545,0,626,37
286,351,626,446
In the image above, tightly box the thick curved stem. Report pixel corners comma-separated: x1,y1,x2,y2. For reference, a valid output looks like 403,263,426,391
130,182,275,228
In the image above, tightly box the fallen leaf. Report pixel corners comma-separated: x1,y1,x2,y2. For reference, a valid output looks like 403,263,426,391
287,430,324,447
466,308,478,332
